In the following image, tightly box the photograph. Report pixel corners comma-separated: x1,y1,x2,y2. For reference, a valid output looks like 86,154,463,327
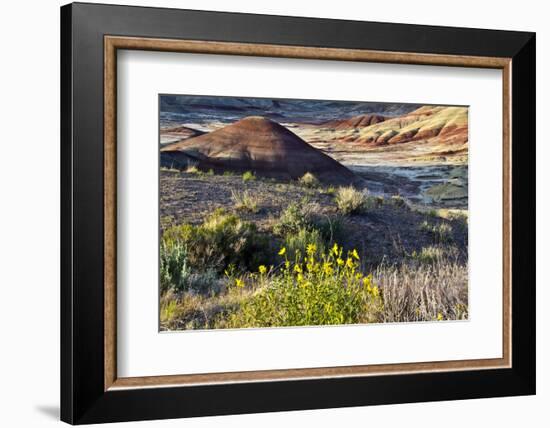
159,95,469,331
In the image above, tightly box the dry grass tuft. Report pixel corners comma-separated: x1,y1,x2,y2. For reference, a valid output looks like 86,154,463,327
231,190,260,213
299,172,320,188
334,186,368,215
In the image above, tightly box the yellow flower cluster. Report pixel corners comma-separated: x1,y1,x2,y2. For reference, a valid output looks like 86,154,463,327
226,242,384,327
276,243,380,299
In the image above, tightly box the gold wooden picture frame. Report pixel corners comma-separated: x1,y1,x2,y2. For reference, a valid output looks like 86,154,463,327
104,36,511,391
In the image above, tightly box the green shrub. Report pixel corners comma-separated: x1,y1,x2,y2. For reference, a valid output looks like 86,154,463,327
162,209,273,275
186,269,221,295
283,227,326,260
299,172,320,188
313,215,346,244
223,243,383,328
231,189,260,213
160,295,180,325
242,171,256,182
160,241,191,292
334,186,368,215
273,202,312,236
206,168,214,176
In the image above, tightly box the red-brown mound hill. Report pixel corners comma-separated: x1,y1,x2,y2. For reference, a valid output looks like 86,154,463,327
161,116,359,185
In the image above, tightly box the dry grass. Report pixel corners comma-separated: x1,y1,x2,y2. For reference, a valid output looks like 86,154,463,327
374,258,468,322
160,254,468,330
419,220,454,243
334,186,368,215
231,189,260,213
299,172,320,188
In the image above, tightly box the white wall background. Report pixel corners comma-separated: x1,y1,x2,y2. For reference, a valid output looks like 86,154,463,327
0,0,546,426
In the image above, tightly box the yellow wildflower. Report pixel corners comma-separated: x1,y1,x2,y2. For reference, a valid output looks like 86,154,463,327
306,243,317,256
351,249,360,260
297,273,304,283
372,286,379,297
323,262,333,275
337,258,344,266
235,278,245,288
355,273,362,280
278,247,287,256
437,312,443,321
294,264,302,274
332,243,339,256
346,258,354,269
258,265,267,274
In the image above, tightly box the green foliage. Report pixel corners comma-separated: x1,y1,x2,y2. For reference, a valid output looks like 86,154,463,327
185,269,221,295
242,171,256,182
334,186,368,215
162,209,272,276
299,172,320,188
223,243,383,328
411,245,460,265
272,201,345,255
160,297,179,325
273,202,312,236
427,209,439,218
325,186,336,195
411,245,444,264
231,189,260,213
186,165,201,174
313,215,346,245
160,241,191,292
206,169,215,176
419,220,453,243
283,227,326,261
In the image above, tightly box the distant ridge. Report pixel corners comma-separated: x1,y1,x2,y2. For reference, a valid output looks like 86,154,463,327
160,125,204,145
161,116,360,185
322,114,386,130
350,106,468,147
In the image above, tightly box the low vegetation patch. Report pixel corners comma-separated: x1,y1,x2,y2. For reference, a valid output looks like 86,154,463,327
161,209,273,282
186,165,201,174
299,172,320,188
374,258,468,322
159,171,469,330
242,171,256,182
419,220,453,243
231,189,260,213
334,186,368,215
221,243,383,328
272,201,314,236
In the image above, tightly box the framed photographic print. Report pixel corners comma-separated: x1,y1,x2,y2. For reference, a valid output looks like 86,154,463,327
61,2,536,424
